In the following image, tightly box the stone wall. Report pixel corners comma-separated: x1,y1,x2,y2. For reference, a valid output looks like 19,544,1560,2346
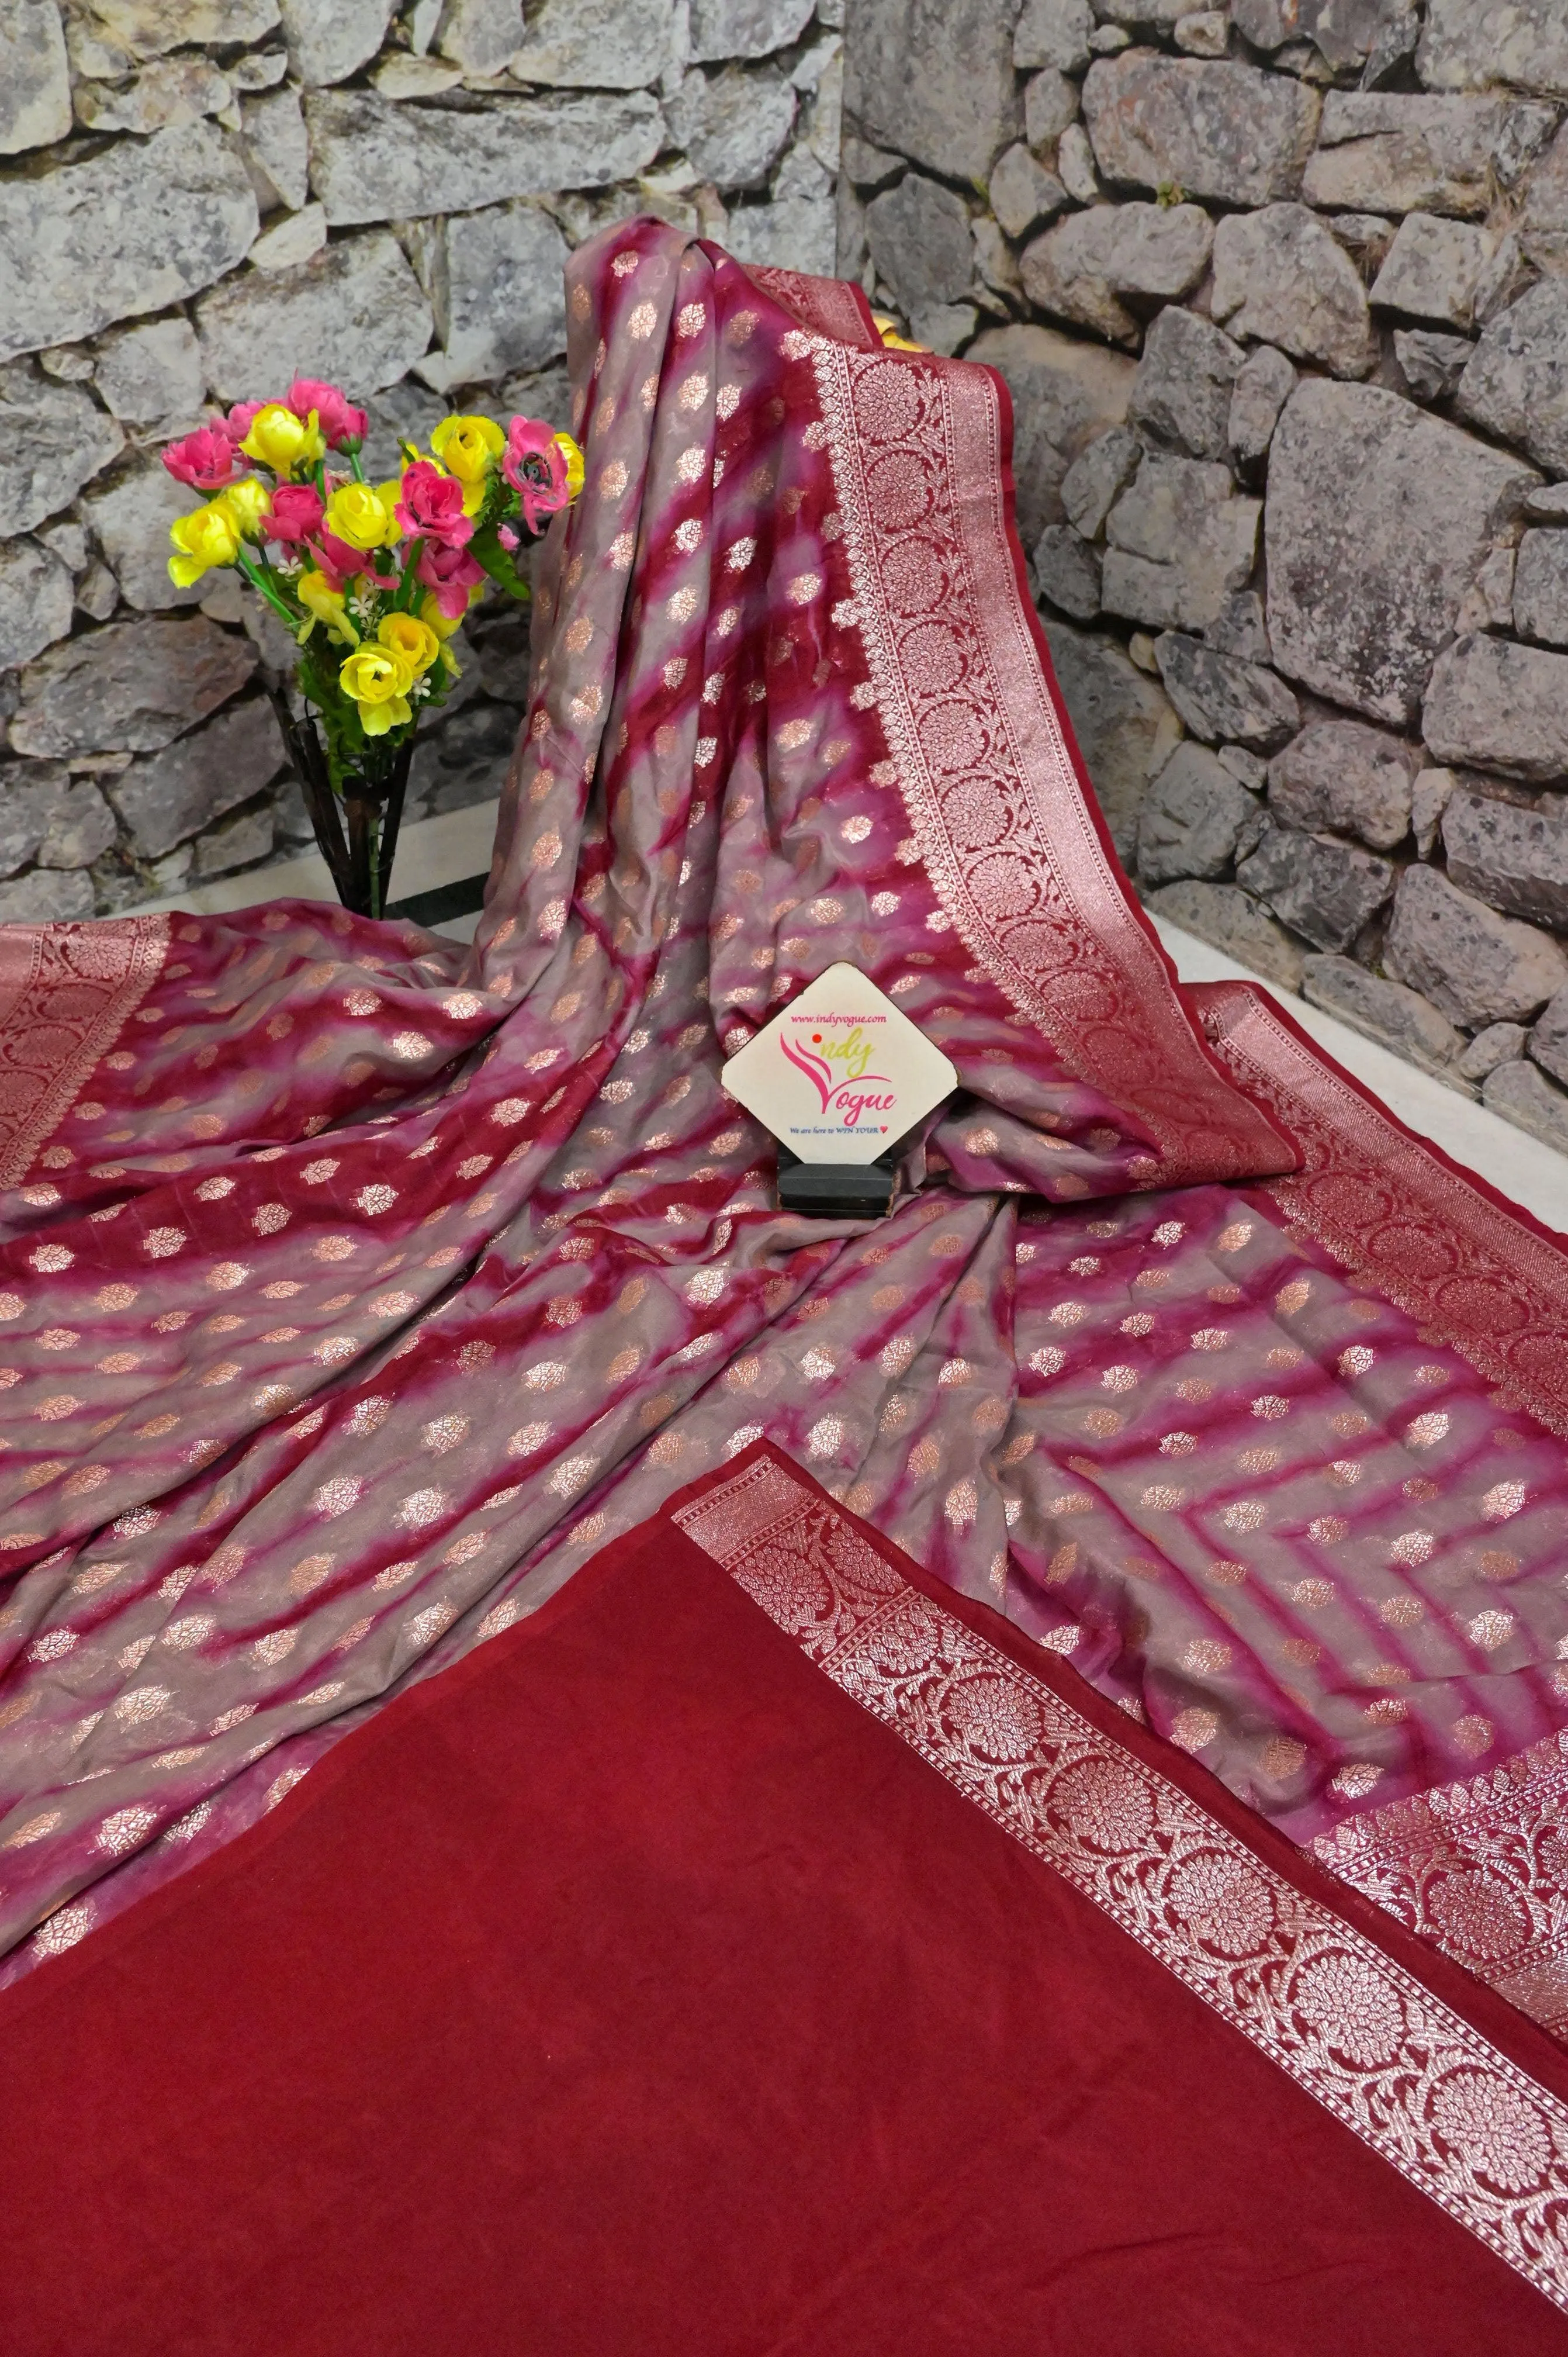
0,0,842,915
840,0,1568,1155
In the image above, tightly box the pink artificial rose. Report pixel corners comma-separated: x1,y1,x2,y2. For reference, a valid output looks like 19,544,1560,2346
224,400,265,445
503,415,569,534
268,482,326,544
417,538,484,618
161,426,243,491
396,459,473,549
286,376,367,450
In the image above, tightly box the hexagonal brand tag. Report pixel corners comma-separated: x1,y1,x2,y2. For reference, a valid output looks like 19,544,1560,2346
719,962,958,1166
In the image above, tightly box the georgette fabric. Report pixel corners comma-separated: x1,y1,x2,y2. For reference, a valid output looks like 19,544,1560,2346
1,215,1567,2097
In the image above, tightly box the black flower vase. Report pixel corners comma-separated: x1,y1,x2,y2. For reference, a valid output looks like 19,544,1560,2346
269,691,413,921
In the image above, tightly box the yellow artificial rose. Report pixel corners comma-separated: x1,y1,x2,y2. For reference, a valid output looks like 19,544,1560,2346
377,611,440,678
323,480,399,552
296,568,359,647
431,413,505,512
553,431,585,502
240,402,326,476
340,644,415,735
417,591,463,641
167,498,241,587
219,475,272,538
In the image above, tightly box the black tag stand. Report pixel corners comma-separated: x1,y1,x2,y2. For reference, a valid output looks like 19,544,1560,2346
774,1111,944,1220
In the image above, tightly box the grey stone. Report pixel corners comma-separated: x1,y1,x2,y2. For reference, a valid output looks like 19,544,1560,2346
91,317,206,427
0,1,72,154
1418,0,1568,101
1015,0,1092,72
1057,122,1100,203
1230,0,1408,67
1458,1022,1528,1082
1459,285,1568,481
1456,537,1519,641
1442,790,1568,932
230,48,291,89
1218,742,1266,790
906,303,977,356
305,89,665,226
972,213,1022,302
86,1,279,51
0,362,123,538
192,801,277,878
1268,718,1415,851
1513,531,1568,648
844,0,1020,185
1424,636,1568,784
246,205,330,275
1102,455,1260,634
1154,632,1300,749
1265,379,1538,728
724,195,837,277
864,175,972,318
0,540,74,671
1204,590,1269,663
78,455,203,616
1235,820,1393,952
968,323,1136,548
1495,101,1560,189
1394,329,1474,403
74,57,231,135
1302,954,1465,1074
437,0,524,72
1526,482,1568,525
1384,863,1568,1025
1210,205,1373,379
508,0,670,81
1033,525,1102,620
991,144,1068,241
39,780,116,870
0,761,71,878
1089,22,1131,47
1227,344,1295,465
373,54,464,97
1473,231,1532,326
409,699,520,817
0,120,258,365
76,562,120,623
1129,305,1242,461
688,0,815,60
1175,12,1228,56
1327,212,1396,268
110,699,286,859
36,345,95,382
1025,67,1080,151
1522,120,1568,274
1145,877,1306,989
9,616,256,759
1370,214,1490,332
1042,616,1183,859
1081,54,1320,208
0,869,95,924
1303,92,1512,220
198,230,432,403
1532,987,1568,1088
240,85,309,213
1137,741,1264,886
1411,766,1458,859
279,0,396,82
666,65,795,189
1484,1056,1568,1153
1060,426,1141,540
416,202,567,390
1020,202,1213,347
36,519,86,573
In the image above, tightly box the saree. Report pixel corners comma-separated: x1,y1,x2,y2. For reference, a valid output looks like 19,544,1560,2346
7,1445,1568,2352
1,217,1567,2076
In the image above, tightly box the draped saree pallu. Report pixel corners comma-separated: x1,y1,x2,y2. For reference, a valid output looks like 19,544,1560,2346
1,218,1567,2295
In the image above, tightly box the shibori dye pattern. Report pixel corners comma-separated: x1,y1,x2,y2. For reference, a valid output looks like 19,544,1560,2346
0,222,1566,2049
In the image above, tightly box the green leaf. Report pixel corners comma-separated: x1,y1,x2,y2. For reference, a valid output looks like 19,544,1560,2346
469,516,532,602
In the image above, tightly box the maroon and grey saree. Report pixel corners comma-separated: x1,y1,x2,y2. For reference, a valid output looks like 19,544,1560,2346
2,213,1567,2102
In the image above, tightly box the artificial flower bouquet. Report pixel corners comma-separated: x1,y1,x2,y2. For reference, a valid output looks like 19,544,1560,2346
161,378,583,917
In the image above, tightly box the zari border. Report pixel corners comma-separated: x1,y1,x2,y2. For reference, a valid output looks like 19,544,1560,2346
0,915,169,1188
808,334,1292,1189
676,1453,1568,2317
1193,980,1568,1439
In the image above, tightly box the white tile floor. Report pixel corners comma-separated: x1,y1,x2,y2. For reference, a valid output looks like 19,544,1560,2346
117,802,1568,1235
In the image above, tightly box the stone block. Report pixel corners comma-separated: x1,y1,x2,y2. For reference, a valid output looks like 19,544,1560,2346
1024,68,1079,151
1424,635,1568,784
76,562,120,623
1303,92,1512,219
1418,0,1568,101
1211,205,1373,379
1300,953,1465,1074
1458,1021,1528,1082
38,779,117,870
1411,766,1456,859
1265,379,1537,727
1532,987,1568,1088
725,194,837,278
1020,202,1213,348
667,64,795,189
91,317,206,427
844,0,1021,185
1102,455,1260,634
1384,862,1568,1026
1526,482,1568,525
1042,616,1183,859
1442,789,1568,932
409,699,520,817
0,761,72,878
968,323,1136,548
1512,531,1568,649
198,229,432,403
1175,12,1228,56
1145,877,1306,989
0,540,74,671
1154,632,1299,749
78,454,203,615
989,146,1068,242
438,0,524,72
1060,426,1140,541
866,175,973,317
240,85,309,213
373,54,463,97
279,0,396,82
9,616,256,759
192,801,277,879
1227,344,1295,465
88,1,279,51
1460,284,1568,481
0,120,257,364
0,869,95,923
75,57,232,135
1015,0,1092,73
1394,329,1473,403
1057,122,1100,203
1081,54,1319,208
1370,213,1489,331
1218,743,1266,790
1267,718,1416,852
1137,741,1264,886
688,0,815,60
247,206,330,274
1033,525,1102,621
1204,589,1269,663
418,202,567,389
1129,305,1242,462
1,1,72,155
0,362,124,539
110,697,286,858
1483,1057,1568,1154
1235,821,1393,952
305,89,665,226
1231,0,1406,71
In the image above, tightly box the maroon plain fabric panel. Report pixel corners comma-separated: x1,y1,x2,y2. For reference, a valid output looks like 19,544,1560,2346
3,1499,1566,2355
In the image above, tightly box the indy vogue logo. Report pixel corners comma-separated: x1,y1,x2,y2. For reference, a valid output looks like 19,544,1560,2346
779,1022,897,1128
